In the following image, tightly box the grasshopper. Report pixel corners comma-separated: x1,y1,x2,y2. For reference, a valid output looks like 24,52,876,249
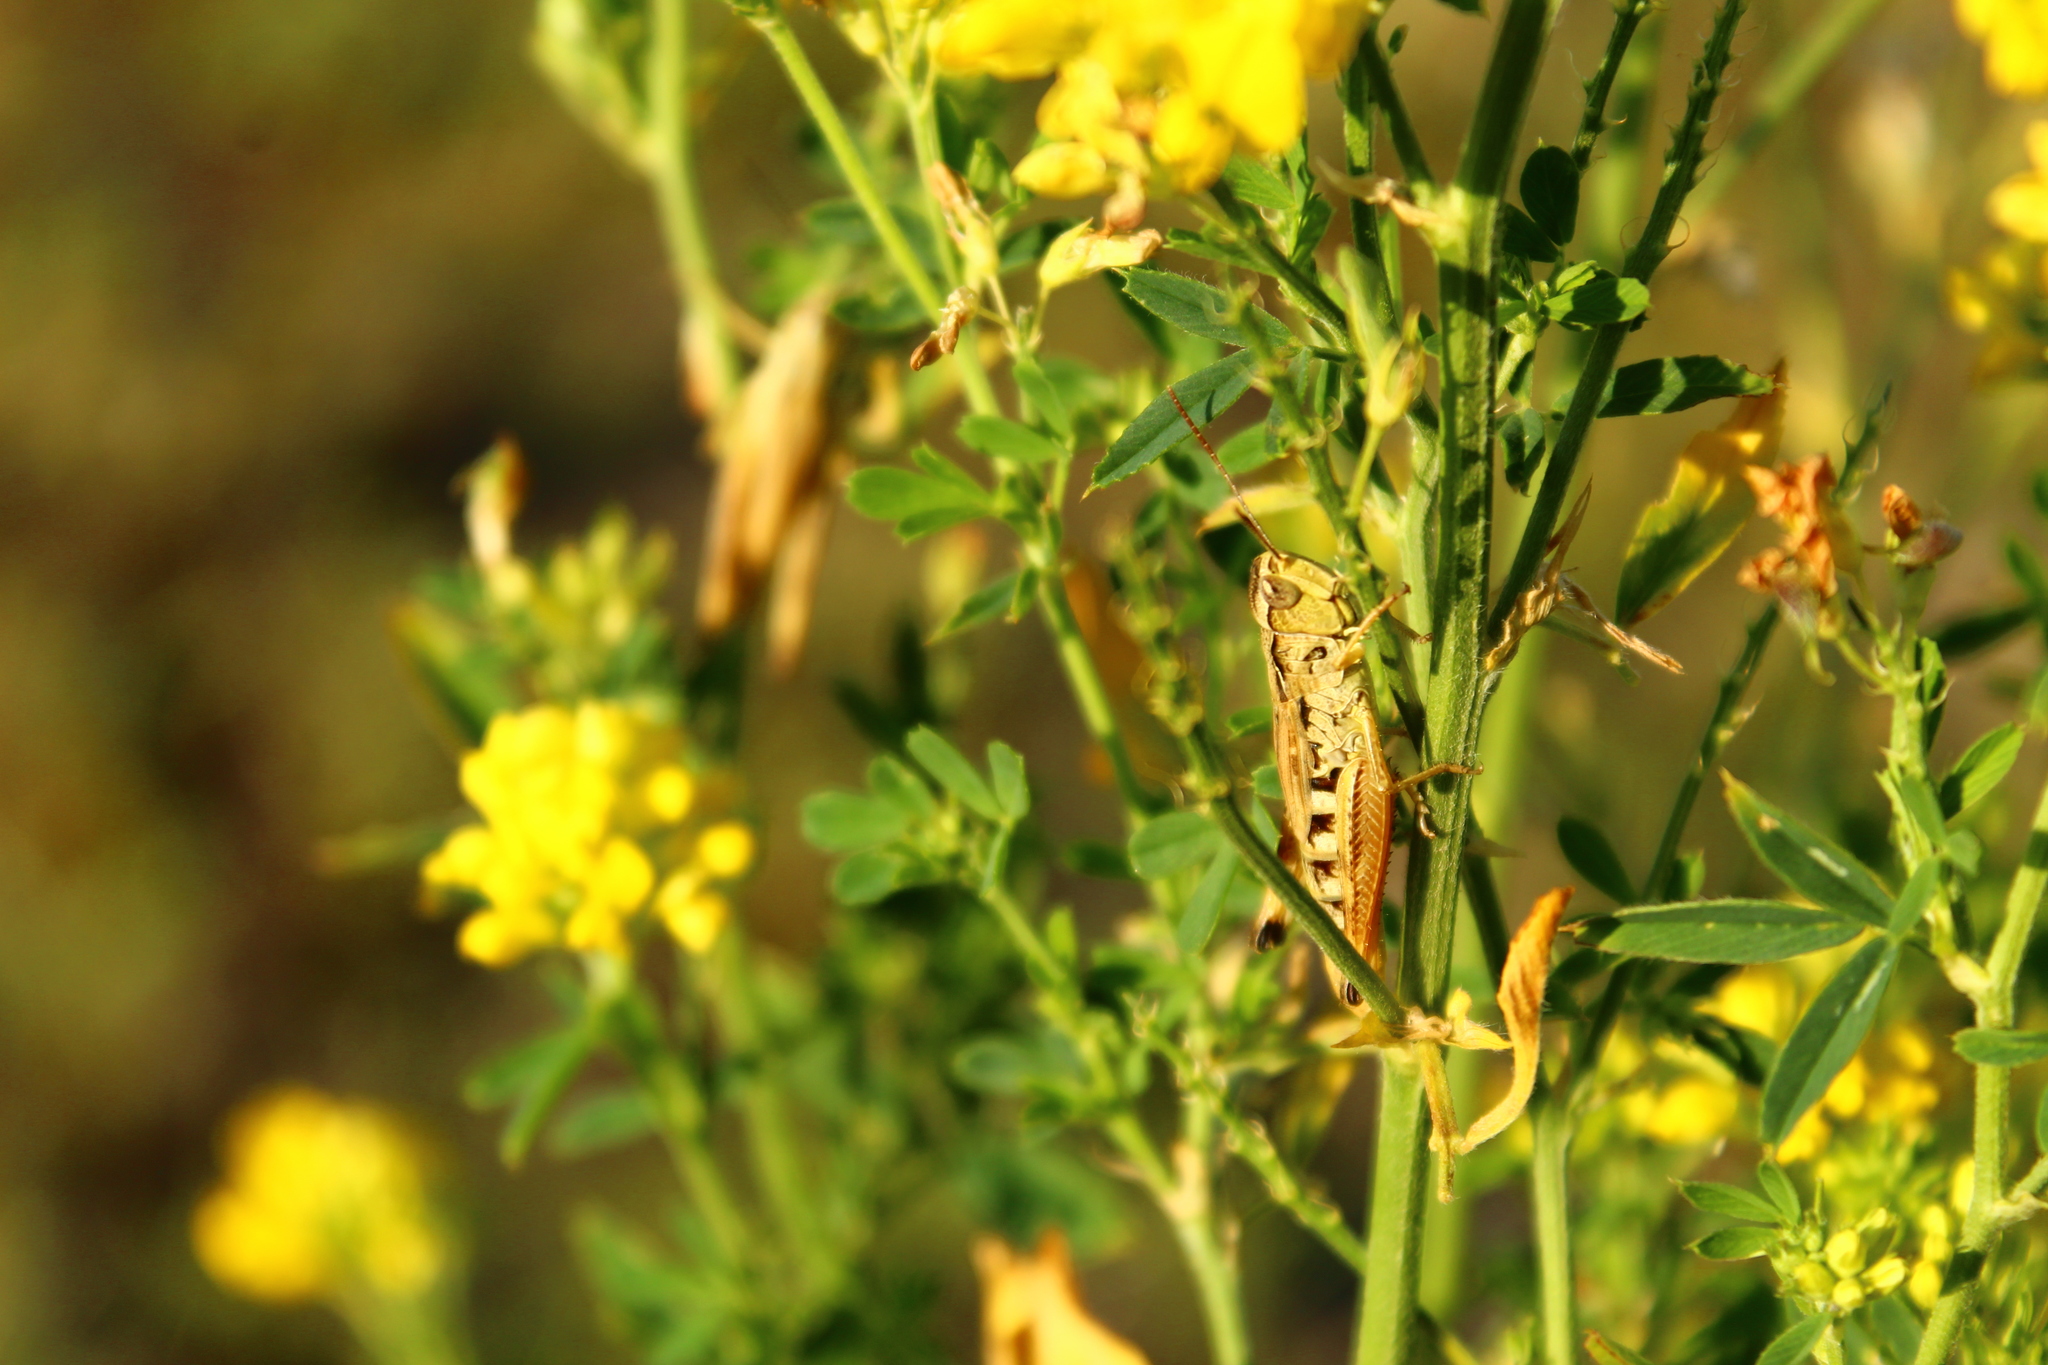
1171,391,1479,1010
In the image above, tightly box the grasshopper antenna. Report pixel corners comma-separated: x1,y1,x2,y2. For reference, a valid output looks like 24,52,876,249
1168,385,1281,557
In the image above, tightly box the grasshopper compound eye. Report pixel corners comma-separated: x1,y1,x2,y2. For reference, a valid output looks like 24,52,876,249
1261,578,1303,608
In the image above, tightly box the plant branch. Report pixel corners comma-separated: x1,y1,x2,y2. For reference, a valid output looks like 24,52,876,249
1356,29,1435,188
1489,0,1749,645
1570,1,1655,173
1690,0,1896,217
744,4,999,415
1029,542,1162,822
650,0,741,414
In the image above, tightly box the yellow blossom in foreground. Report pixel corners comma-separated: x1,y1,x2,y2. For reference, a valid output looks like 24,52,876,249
976,1229,1151,1365
1627,1075,1741,1145
192,1087,445,1305
1948,237,2048,382
940,0,1373,217
1989,123,2048,240
1957,0,2048,98
420,700,750,965
1772,1024,1942,1164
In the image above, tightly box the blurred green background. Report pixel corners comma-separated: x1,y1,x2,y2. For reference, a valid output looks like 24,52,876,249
4,0,2047,1361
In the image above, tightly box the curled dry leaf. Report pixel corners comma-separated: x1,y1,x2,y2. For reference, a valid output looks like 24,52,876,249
1314,160,1445,231
455,436,528,572
1038,220,1163,294
975,1229,1152,1365
764,454,848,679
1486,485,1681,675
1880,483,1963,571
910,286,979,372
697,292,839,641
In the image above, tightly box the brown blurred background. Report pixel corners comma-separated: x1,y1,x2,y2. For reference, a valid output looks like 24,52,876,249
2,0,2045,1361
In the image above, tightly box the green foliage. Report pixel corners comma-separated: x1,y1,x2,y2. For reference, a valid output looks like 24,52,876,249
1760,937,1901,1143
1592,356,1774,417
1586,901,1864,963
1092,352,1259,487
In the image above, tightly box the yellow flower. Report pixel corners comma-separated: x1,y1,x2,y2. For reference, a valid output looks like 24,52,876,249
1632,1076,1740,1145
1957,0,2048,98
1039,220,1165,293
1988,122,2048,240
976,1229,1152,1365
420,701,749,966
1949,236,2048,382
1774,1106,1832,1165
1700,964,1798,1040
939,0,1374,214
192,1088,445,1305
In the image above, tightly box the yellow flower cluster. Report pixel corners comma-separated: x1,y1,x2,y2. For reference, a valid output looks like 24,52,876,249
938,0,1373,219
1775,1023,1941,1165
421,701,754,966
1947,121,2048,378
192,1087,445,1305
1956,0,2048,99
1785,1208,1909,1312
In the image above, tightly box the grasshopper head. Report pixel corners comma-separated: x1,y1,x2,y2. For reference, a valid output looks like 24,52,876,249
1250,552,1359,636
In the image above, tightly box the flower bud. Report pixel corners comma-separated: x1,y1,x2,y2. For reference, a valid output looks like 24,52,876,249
1824,1228,1867,1277
1864,1256,1907,1294
1831,1276,1867,1310
1038,220,1163,294
1792,1260,1836,1299
1014,141,1117,200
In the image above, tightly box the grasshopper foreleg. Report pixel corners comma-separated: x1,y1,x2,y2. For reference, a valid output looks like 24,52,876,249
1395,760,1484,839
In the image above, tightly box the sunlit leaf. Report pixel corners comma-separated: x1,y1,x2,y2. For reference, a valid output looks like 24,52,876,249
1588,900,1863,963
1093,352,1258,487
1722,774,1892,926
1690,1225,1777,1260
1953,1028,2048,1066
1120,268,1293,349
1940,723,2025,820
1675,1180,1781,1224
906,726,1001,820
1597,356,1776,417
1756,1315,1830,1365
1760,937,1899,1143
1613,365,1785,624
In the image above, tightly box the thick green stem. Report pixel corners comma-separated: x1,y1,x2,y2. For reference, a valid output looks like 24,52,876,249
1914,770,2048,1364
746,6,999,415
1689,0,1895,216
1359,6,1561,1364
1490,0,1749,642
1529,1082,1575,1365
1353,1057,1431,1365
649,0,741,414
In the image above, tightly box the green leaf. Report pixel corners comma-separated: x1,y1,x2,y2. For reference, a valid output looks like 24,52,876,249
1178,849,1240,954
831,848,912,905
867,754,937,821
1676,1180,1782,1224
846,467,987,532
1500,203,1560,263
906,726,1001,820
1520,144,1579,246
1219,154,1291,210
1012,356,1073,440
1120,268,1293,350
951,1037,1038,1094
1590,901,1863,962
548,1088,656,1158
1162,225,1261,270
1596,356,1775,418
1063,839,1137,880
987,741,1030,822
1543,273,1650,328
1953,1028,2048,1066
2036,1083,2048,1151
1557,816,1637,903
932,571,1022,642
1252,763,1281,801
1756,1314,1830,1365
1093,351,1258,487
1691,1224,1778,1260
1868,1295,1923,1365
1129,810,1225,879
1760,937,1900,1143
1941,723,2025,820
800,790,911,853
1757,1161,1801,1224
957,414,1065,465
1888,858,1942,940
464,1023,598,1169
1226,705,1272,739
1502,408,1546,493
1933,604,2035,660
1723,775,1892,927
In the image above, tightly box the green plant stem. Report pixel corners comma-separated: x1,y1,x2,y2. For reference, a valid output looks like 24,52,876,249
1029,544,1160,821
708,933,838,1296
605,989,755,1265
1689,0,1895,217
649,0,741,414
1357,7,1561,1364
745,5,999,416
1527,600,1779,1363
979,878,1247,1365
1188,725,1403,1025
1529,1078,1574,1365
1154,1031,1369,1272
1570,2,1654,172
1914,770,2048,1365
1356,29,1435,188
1354,1055,1432,1365
1490,0,1748,645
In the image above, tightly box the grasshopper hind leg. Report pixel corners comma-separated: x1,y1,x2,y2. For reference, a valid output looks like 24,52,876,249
1249,828,1303,952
